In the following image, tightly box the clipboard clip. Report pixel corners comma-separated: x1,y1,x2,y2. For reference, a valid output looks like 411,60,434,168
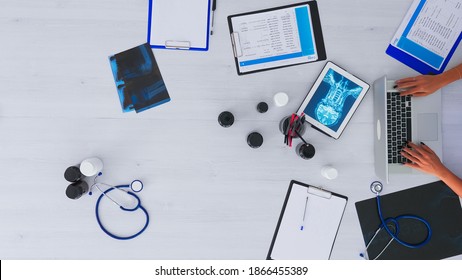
230,32,243,57
307,186,332,199
165,40,191,50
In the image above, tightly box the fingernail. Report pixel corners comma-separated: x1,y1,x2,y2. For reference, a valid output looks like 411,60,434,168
420,142,426,146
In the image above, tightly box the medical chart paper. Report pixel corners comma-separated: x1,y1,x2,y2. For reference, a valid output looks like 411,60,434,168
390,0,462,71
268,181,347,260
230,4,318,74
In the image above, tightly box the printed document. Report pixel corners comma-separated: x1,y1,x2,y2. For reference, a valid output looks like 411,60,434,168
231,4,317,73
391,0,462,70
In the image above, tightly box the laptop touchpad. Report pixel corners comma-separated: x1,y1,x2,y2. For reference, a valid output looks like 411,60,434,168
417,113,438,141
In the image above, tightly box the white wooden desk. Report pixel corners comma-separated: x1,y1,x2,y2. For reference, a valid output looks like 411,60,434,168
0,0,461,259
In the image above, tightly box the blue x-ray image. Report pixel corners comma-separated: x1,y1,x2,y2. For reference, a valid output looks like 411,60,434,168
304,69,363,132
109,43,170,113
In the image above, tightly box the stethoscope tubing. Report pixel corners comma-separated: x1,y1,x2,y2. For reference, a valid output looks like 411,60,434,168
375,194,432,249
95,184,150,240
363,181,432,260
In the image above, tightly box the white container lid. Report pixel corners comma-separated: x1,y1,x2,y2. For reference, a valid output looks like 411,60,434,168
80,161,96,176
321,166,338,180
273,92,289,107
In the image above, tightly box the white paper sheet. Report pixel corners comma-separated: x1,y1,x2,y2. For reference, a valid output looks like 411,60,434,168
270,183,347,260
149,0,210,50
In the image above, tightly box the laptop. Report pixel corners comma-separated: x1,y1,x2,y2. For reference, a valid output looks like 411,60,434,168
373,76,443,183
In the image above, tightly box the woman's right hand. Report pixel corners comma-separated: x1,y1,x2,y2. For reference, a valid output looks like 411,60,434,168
401,142,447,178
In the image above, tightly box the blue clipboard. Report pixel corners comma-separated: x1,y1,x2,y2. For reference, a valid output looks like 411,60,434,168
147,0,211,51
386,0,462,74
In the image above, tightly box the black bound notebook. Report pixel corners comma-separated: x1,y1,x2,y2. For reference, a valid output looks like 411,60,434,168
109,43,170,113
355,181,462,260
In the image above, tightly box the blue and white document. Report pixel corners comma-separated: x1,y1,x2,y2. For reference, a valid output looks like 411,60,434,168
228,2,326,75
387,0,462,74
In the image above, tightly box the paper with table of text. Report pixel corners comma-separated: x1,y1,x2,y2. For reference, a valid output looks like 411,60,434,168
230,4,319,74
391,0,462,71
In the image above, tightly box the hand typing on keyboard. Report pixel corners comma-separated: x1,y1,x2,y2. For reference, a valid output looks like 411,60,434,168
401,142,445,176
401,142,462,197
395,75,445,97
395,63,462,97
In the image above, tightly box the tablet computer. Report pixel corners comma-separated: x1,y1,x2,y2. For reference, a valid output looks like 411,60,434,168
296,62,369,139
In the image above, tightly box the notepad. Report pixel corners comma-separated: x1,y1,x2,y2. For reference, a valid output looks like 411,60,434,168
147,0,211,51
386,0,462,74
267,181,347,260
228,1,326,75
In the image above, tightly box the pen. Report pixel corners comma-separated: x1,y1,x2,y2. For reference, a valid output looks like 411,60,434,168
300,196,309,230
295,130,309,145
211,0,217,35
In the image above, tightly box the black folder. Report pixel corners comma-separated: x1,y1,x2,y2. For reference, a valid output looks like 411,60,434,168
355,181,462,260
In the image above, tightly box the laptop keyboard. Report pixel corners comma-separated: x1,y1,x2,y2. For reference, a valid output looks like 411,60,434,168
387,91,412,164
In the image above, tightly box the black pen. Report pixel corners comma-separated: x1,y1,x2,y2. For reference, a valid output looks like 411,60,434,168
210,0,217,35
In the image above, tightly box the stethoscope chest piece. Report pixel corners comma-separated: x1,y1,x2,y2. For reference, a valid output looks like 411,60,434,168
130,180,144,192
370,181,383,195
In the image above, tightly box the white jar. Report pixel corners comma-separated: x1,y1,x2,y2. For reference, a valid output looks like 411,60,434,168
273,92,289,107
80,157,104,176
321,166,338,180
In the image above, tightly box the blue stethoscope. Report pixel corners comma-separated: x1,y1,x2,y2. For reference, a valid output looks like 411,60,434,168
360,181,432,260
89,173,149,240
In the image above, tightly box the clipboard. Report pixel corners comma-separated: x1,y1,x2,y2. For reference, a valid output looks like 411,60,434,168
386,0,462,74
147,0,211,51
267,180,348,260
228,1,326,75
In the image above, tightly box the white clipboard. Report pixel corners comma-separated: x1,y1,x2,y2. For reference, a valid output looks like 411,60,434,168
147,0,211,51
267,180,348,260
